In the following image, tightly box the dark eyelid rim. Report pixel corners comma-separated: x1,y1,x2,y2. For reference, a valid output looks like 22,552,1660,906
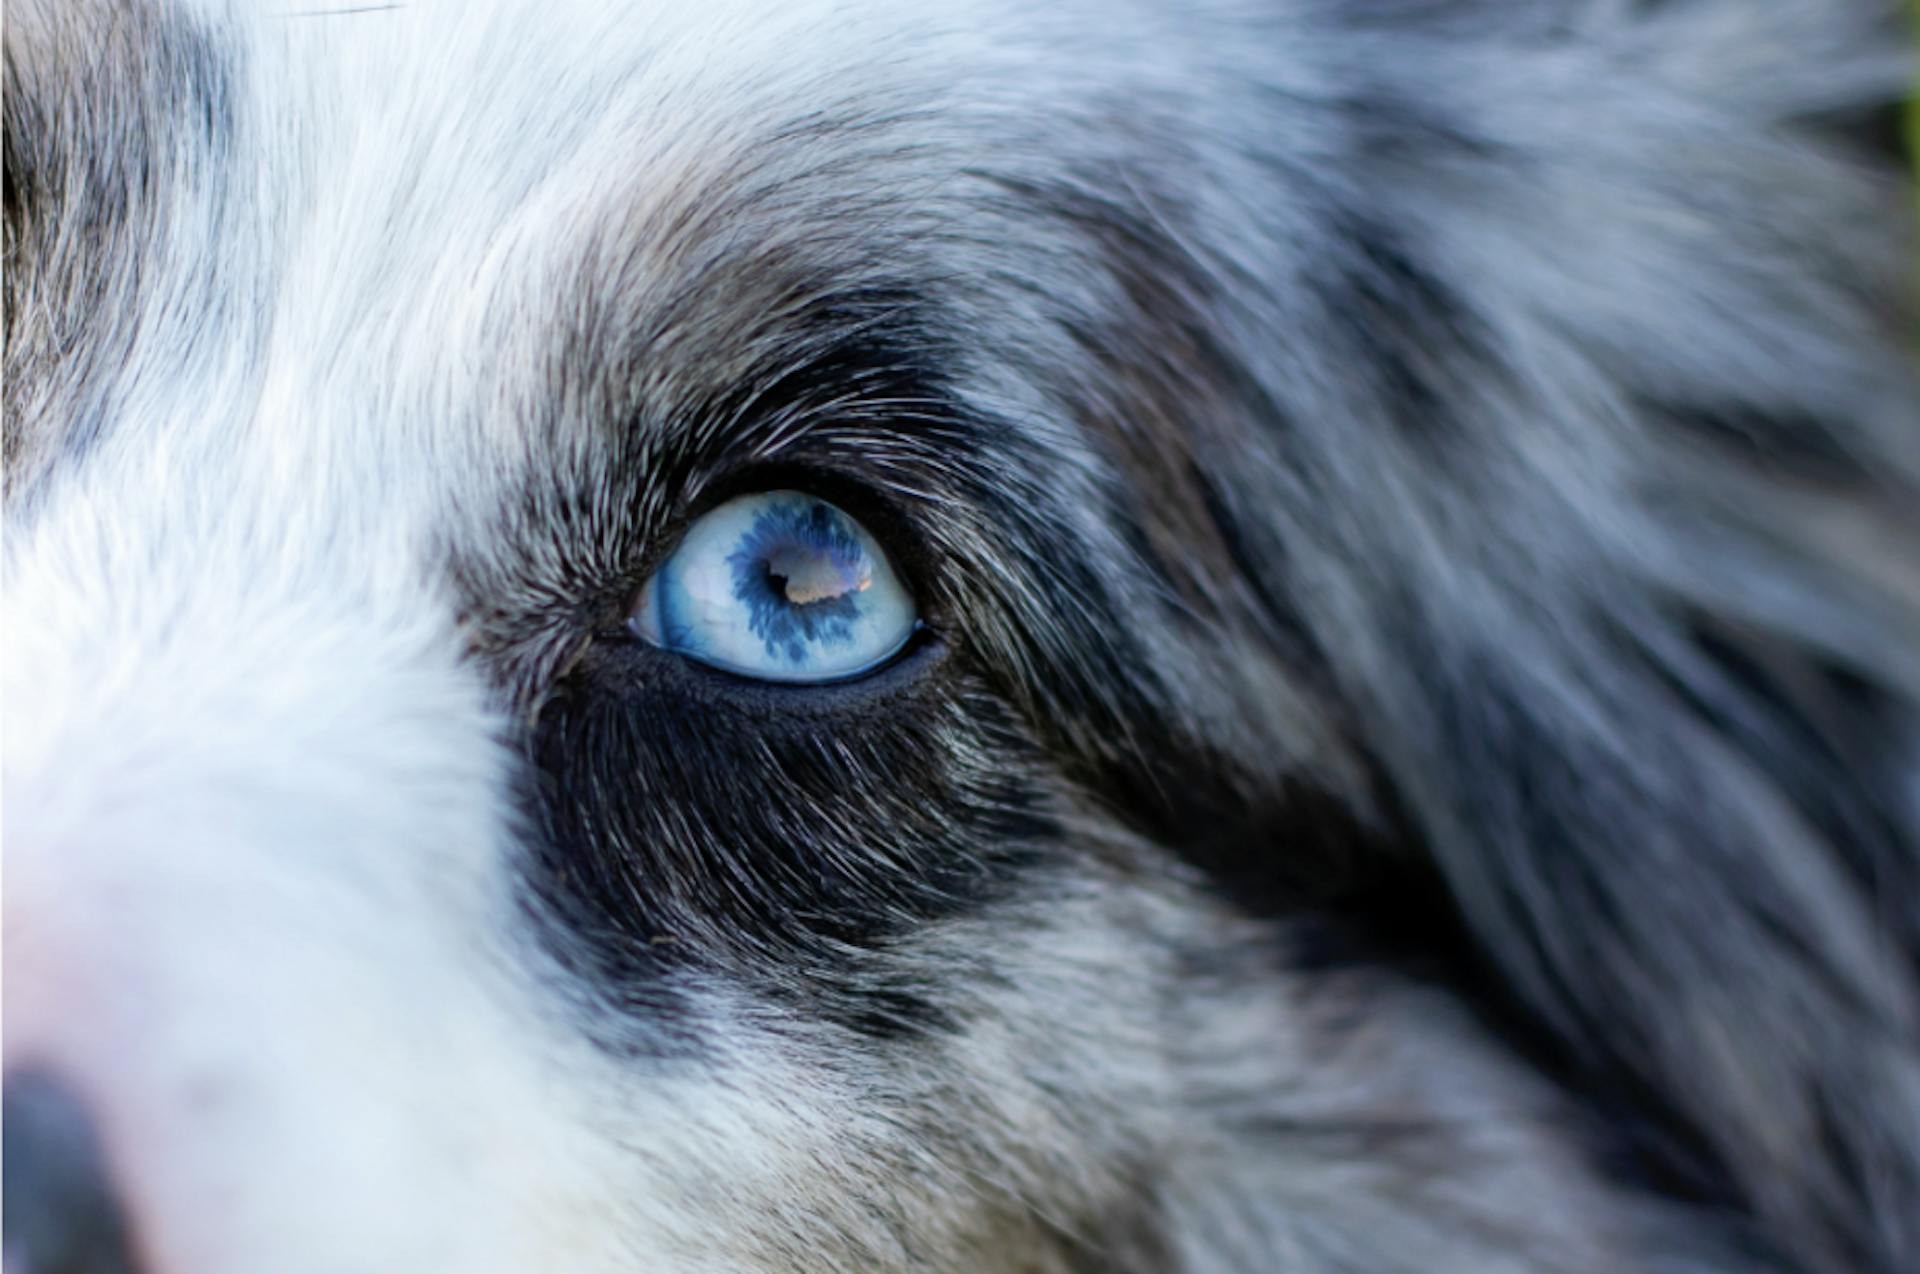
581,621,952,720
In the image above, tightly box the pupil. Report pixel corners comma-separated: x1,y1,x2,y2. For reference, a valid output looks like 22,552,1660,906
763,545,861,607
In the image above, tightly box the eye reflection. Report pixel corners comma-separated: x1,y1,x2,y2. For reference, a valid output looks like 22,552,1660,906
631,491,917,683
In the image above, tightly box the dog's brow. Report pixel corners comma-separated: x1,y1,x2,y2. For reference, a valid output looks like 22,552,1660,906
3,1,239,491
516,127,974,476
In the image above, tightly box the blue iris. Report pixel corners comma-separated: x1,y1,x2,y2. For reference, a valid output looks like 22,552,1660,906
724,500,865,666
631,491,917,683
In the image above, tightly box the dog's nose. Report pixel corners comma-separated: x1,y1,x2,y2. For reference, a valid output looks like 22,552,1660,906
3,1069,142,1274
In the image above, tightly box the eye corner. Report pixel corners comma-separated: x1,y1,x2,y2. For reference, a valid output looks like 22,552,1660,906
625,572,663,646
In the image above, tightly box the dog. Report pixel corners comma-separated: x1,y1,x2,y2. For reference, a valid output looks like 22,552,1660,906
5,1,1918,1271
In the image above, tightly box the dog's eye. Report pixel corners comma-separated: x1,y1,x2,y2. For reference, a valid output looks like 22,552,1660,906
629,491,918,683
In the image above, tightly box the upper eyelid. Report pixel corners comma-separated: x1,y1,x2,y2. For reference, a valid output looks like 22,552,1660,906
638,466,936,594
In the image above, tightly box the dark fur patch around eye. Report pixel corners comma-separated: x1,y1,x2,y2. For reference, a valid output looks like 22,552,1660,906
521,636,1055,1044
462,257,1121,1044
